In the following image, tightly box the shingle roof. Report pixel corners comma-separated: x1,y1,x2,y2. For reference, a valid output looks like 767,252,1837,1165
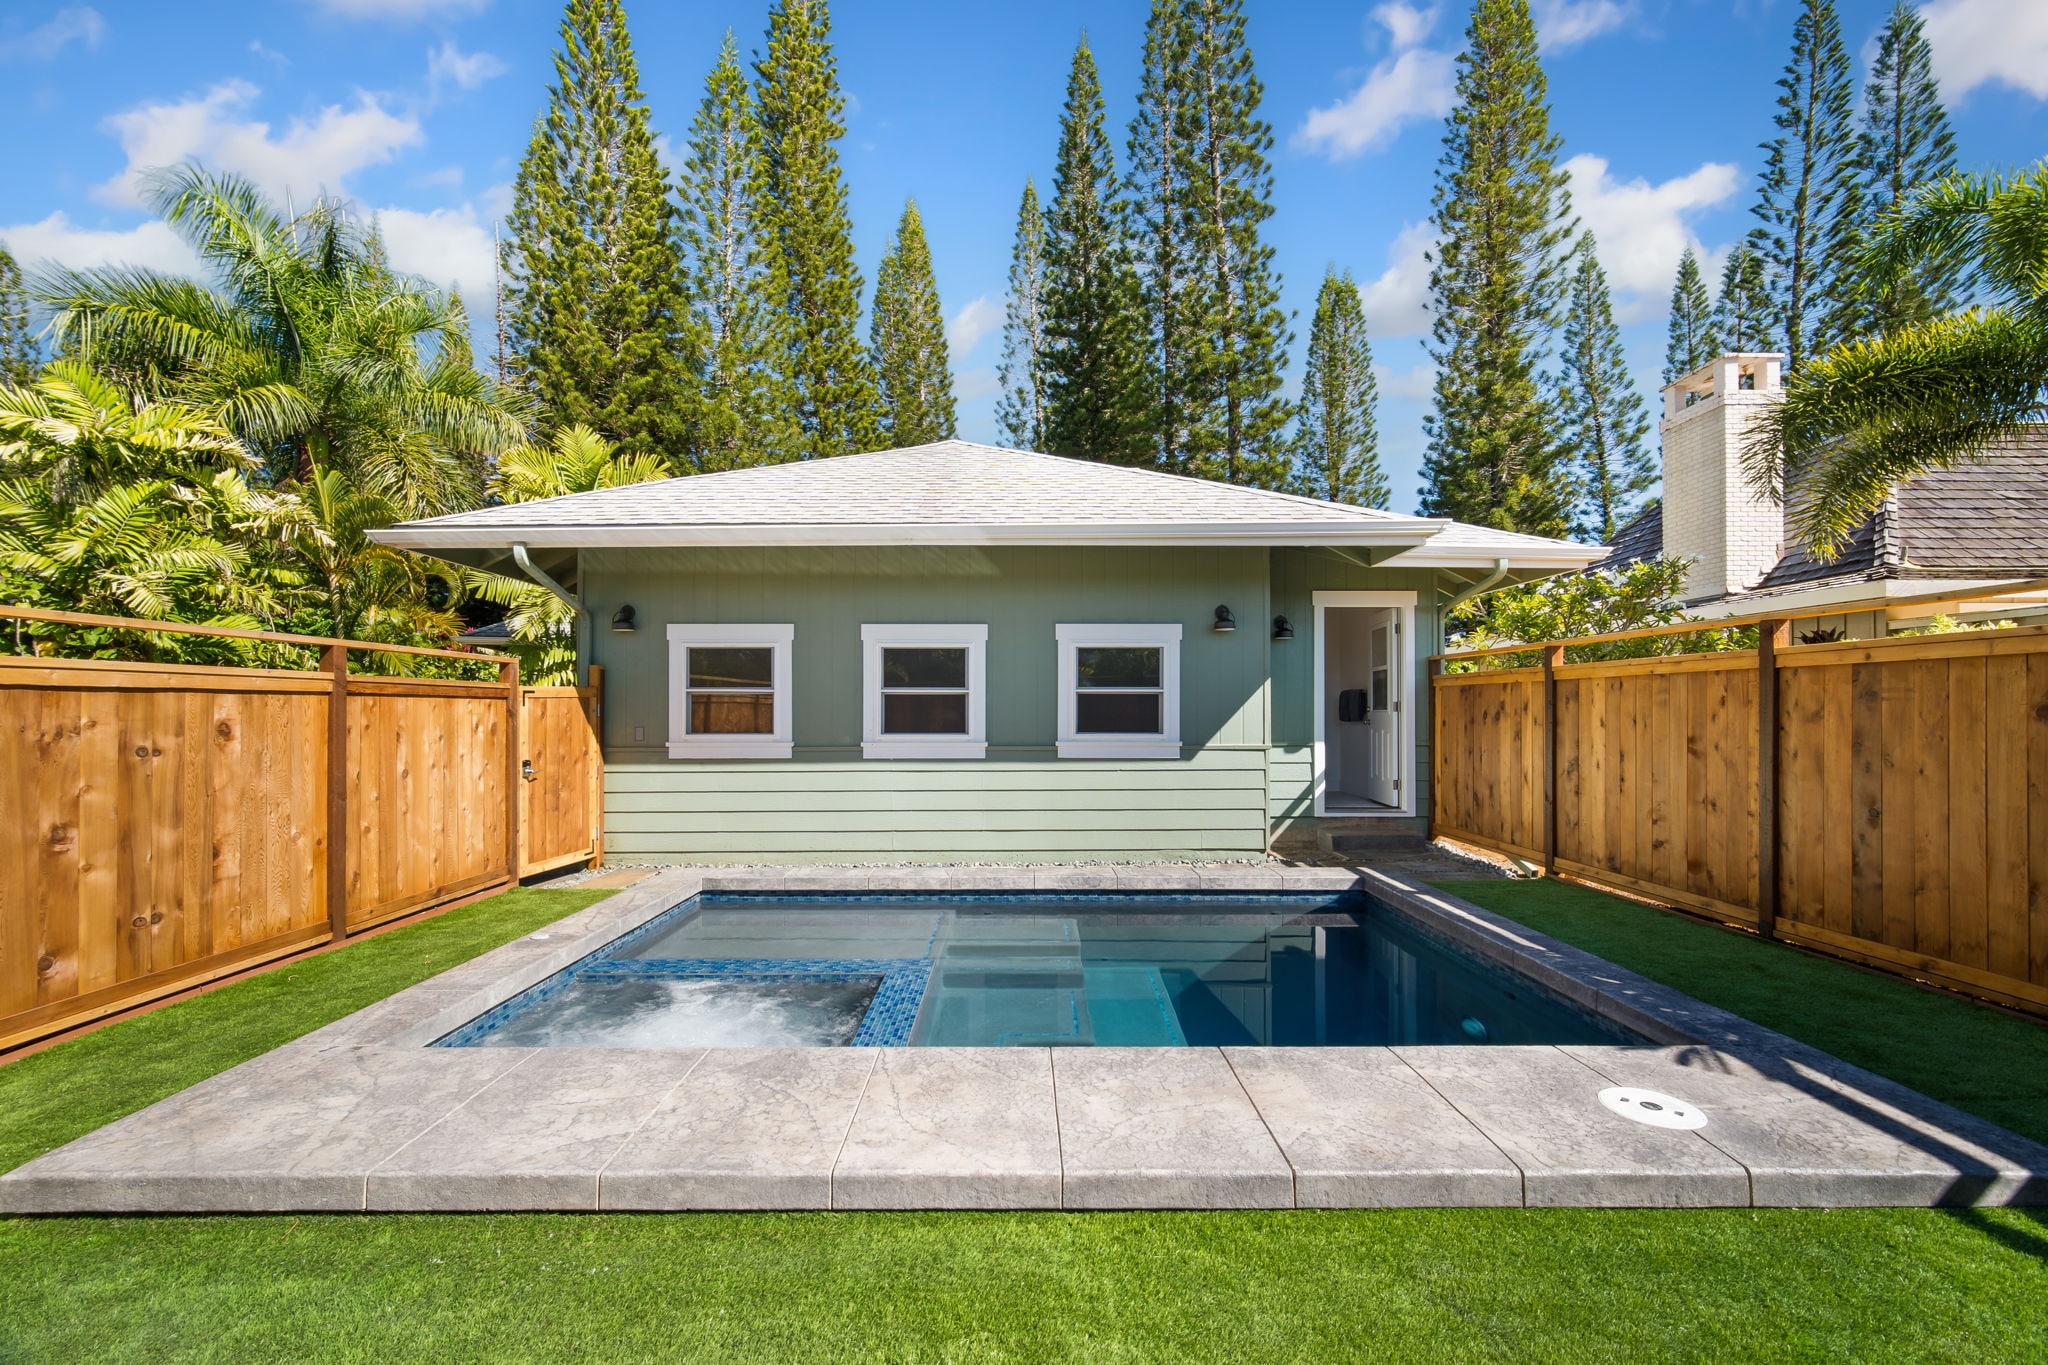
1597,428,2048,596
374,440,1601,566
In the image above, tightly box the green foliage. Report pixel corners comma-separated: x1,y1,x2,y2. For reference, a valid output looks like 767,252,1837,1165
503,0,692,466
994,179,1051,450
1714,241,1777,351
1897,613,2019,636
754,0,882,457
869,200,956,446
0,361,314,663
1289,266,1385,507
1176,0,1293,489
470,425,668,683
1419,0,1577,538
42,165,525,520
1556,237,1654,541
1748,0,1857,370
1447,556,1751,667
676,32,801,472
1041,38,1153,467
1849,2,1959,338
1663,246,1718,383
1750,163,2048,553
0,245,37,385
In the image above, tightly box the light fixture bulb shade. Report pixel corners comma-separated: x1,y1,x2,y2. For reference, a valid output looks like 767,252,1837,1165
610,604,637,633
1271,615,1294,641
1212,604,1237,632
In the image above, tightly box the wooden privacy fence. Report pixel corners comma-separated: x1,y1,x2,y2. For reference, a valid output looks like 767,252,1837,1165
0,607,604,1051
1433,604,2048,1018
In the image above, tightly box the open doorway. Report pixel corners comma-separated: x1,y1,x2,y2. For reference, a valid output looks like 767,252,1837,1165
1313,590,1414,816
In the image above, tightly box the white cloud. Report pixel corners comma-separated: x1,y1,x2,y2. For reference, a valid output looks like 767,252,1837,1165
1374,358,1437,403
374,203,497,302
946,296,1001,358
1922,0,2048,100
1296,6,1456,160
312,0,490,19
427,39,505,99
95,80,422,208
0,211,201,277
1533,0,1632,53
0,6,103,61
1563,154,1741,322
1358,221,1437,338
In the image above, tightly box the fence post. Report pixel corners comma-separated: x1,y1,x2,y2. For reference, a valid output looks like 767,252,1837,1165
1425,656,1443,841
586,663,606,870
1756,619,1789,939
1542,645,1564,875
323,643,349,942
502,657,523,886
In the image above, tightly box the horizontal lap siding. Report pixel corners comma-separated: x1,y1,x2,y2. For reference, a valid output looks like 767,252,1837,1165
605,749,1269,863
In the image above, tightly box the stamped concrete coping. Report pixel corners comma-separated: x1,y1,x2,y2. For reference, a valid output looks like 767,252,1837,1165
3,864,2044,1214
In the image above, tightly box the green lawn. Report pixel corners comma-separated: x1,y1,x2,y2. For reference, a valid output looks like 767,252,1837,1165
1,877,2045,1363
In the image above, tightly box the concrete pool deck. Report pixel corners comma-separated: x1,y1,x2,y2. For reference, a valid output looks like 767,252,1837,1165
4,865,2045,1214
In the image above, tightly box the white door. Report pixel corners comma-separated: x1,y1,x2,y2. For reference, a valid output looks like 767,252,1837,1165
1365,618,1399,805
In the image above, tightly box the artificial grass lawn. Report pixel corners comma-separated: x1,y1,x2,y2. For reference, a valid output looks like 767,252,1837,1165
1432,878,2048,1147
0,878,2043,1362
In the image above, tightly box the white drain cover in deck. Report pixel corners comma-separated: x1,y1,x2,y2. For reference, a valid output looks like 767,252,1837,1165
1599,1087,1708,1130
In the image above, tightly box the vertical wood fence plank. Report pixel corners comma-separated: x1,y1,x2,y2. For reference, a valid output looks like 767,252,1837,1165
1756,621,1785,937
324,645,349,942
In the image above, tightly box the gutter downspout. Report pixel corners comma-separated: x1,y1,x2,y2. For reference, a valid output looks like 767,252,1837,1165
1444,558,1513,614
512,542,580,612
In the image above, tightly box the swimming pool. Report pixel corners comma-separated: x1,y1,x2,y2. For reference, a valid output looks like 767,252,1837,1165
434,892,1642,1049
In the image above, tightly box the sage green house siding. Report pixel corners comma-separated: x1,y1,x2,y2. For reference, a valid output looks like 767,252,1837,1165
583,546,1276,863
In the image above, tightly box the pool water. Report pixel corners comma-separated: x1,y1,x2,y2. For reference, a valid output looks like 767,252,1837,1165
434,894,1638,1049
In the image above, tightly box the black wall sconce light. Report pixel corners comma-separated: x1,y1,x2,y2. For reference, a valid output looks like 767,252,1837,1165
1212,604,1237,633
1271,615,1294,642
610,604,638,633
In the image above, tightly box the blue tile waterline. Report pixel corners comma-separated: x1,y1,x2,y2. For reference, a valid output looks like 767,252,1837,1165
431,891,1645,1050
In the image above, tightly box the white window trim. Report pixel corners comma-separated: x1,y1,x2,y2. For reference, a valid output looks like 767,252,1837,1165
861,624,987,760
1055,623,1182,760
666,624,794,760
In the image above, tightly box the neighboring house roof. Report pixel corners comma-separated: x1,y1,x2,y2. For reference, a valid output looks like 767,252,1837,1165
456,619,513,643
1600,431,2048,601
1598,500,1661,572
374,440,1602,571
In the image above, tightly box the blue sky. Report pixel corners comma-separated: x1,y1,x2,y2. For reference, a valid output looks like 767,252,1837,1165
2,0,2045,512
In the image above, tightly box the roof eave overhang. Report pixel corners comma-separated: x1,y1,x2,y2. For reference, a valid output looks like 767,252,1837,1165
369,521,1454,552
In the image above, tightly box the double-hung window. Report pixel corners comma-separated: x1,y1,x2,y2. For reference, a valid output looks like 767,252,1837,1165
666,624,793,759
861,624,987,759
1055,624,1181,759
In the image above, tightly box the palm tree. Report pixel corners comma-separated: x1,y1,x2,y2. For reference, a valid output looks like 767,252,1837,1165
38,165,529,520
1751,164,2048,553
0,360,313,660
469,425,668,683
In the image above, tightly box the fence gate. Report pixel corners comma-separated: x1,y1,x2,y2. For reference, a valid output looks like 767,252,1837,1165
518,666,604,878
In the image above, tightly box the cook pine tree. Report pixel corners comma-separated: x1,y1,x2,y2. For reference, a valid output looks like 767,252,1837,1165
1749,0,1856,371
1664,246,1719,383
502,0,692,463
1851,1,1959,337
754,0,882,457
1290,266,1386,508
995,179,1051,451
676,31,800,470
1557,237,1654,541
1418,0,1578,537
1125,0,1200,472
1716,242,1777,351
869,199,956,446
1039,38,1152,467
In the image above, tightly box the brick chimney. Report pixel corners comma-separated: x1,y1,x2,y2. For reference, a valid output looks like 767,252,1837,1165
1658,353,1785,602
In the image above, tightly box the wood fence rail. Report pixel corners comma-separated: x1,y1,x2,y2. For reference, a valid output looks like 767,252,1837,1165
1431,618,2048,1019
0,610,603,1050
